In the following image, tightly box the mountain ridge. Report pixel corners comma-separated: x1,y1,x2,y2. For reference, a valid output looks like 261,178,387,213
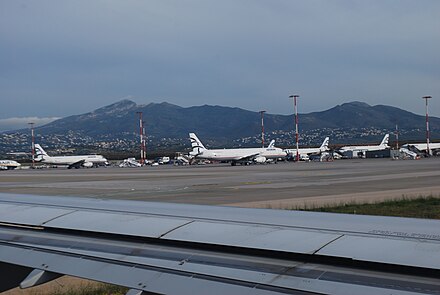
1,100,439,153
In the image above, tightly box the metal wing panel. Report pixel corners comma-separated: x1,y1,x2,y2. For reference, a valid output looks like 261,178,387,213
3,194,440,242
317,235,440,270
44,210,193,238
163,221,343,254
0,244,295,295
2,241,430,295
0,203,74,226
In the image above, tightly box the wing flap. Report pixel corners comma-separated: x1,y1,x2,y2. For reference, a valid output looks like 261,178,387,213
45,210,193,239
317,235,440,270
163,221,343,254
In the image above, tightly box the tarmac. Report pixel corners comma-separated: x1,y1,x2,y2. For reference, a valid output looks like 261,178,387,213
1,157,439,209
2,157,440,295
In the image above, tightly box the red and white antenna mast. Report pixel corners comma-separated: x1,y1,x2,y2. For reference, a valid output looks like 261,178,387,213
289,94,300,161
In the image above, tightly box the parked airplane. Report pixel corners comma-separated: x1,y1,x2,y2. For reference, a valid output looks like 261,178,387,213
34,144,108,169
1,193,439,294
402,142,440,155
338,134,389,158
189,133,286,165
0,160,21,170
284,137,330,160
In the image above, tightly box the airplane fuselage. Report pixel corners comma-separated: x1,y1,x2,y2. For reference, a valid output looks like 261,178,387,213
0,160,21,170
196,147,286,162
403,142,440,152
339,145,388,153
38,155,107,166
285,147,323,156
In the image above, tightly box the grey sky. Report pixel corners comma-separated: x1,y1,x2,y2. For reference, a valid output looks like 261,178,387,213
0,0,439,128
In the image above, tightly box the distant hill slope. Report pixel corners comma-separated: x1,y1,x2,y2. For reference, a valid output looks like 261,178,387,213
37,99,439,138
2,100,439,154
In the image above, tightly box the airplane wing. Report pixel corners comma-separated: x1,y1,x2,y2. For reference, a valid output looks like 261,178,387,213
67,159,85,169
1,193,440,294
233,152,261,161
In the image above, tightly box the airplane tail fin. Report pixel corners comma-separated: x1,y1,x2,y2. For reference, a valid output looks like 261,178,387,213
34,144,49,160
320,137,330,151
380,134,390,147
189,133,206,156
268,139,275,148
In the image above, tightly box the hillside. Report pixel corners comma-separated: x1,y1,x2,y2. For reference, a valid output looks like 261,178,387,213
35,100,440,137
1,100,439,154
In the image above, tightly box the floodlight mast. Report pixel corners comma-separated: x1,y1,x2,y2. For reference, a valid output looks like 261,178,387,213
28,122,35,168
259,110,266,148
289,95,300,162
142,120,147,163
422,96,432,156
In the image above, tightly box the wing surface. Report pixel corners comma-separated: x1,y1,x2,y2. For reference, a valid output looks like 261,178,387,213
67,159,85,169
234,152,261,161
0,193,440,294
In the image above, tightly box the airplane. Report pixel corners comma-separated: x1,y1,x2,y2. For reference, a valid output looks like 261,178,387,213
189,133,287,165
338,134,389,157
34,144,108,169
284,137,330,160
402,142,440,156
0,160,21,170
0,193,440,294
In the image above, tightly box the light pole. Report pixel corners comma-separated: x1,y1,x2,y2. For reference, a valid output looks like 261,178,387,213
28,122,35,168
289,95,300,162
136,112,144,165
422,95,432,156
142,120,147,162
259,110,266,147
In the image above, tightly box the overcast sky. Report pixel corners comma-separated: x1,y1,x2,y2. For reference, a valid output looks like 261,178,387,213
0,0,439,131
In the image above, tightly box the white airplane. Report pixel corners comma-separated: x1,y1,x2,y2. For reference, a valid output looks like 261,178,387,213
0,160,21,170
338,134,390,156
189,133,287,165
401,142,440,155
284,137,330,159
34,144,108,169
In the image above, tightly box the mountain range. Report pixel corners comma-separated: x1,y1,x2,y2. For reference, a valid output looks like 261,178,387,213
1,100,439,154
37,99,440,138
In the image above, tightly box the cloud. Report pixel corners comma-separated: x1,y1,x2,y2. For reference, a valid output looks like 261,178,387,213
0,117,60,132
0,1,439,117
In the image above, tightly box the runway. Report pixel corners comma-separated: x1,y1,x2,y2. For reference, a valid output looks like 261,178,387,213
1,158,439,208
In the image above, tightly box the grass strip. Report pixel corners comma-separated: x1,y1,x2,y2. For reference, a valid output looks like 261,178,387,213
301,195,440,219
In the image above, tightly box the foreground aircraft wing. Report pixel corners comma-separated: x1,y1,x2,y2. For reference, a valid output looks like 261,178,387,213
0,193,440,295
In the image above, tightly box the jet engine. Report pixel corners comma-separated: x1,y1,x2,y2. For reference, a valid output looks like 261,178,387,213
254,156,266,164
82,162,94,168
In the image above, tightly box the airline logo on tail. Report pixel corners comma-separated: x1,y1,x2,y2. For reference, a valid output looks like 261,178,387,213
320,137,330,151
380,134,390,147
189,133,206,156
34,144,49,160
